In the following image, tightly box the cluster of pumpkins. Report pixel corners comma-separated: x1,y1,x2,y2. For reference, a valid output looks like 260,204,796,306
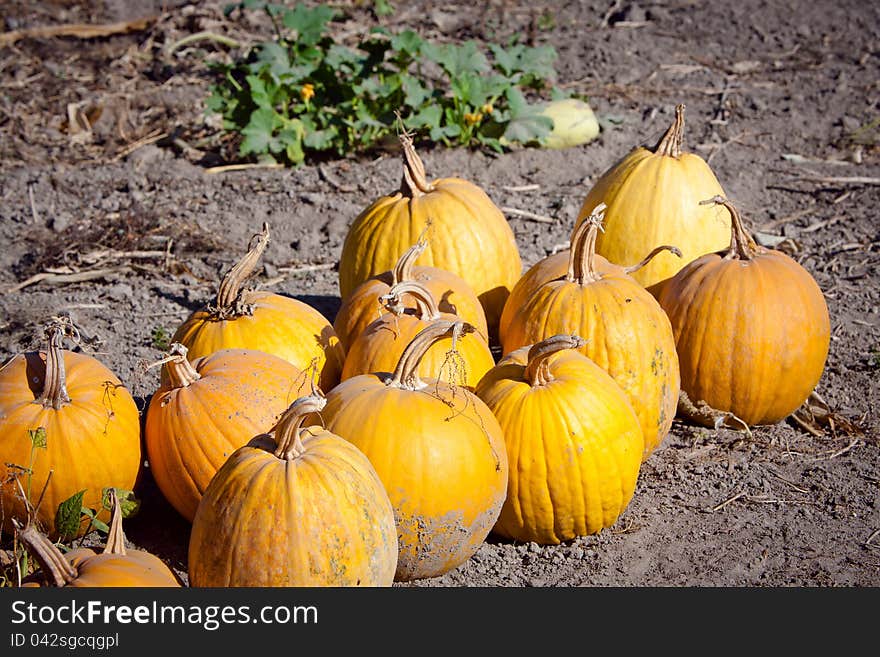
0,104,831,587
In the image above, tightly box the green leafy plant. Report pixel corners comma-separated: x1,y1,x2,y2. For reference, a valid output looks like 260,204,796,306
151,326,172,352
54,486,140,542
208,1,569,165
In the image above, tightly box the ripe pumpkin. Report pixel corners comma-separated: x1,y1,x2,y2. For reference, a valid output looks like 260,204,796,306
502,205,681,459
475,335,643,544
171,223,345,392
575,104,730,296
334,236,489,351
341,280,495,390
144,343,312,522
19,490,181,587
337,131,522,337
0,322,141,539
321,320,508,582
657,196,831,426
188,395,398,587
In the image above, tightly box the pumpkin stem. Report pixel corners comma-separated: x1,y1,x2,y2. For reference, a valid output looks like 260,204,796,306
524,335,587,386
652,104,686,158
379,280,441,321
273,395,328,460
623,244,683,275
568,203,607,285
399,131,434,198
35,323,71,410
102,488,127,556
16,522,77,587
700,196,760,261
390,320,475,390
213,222,270,317
160,343,202,388
391,232,429,286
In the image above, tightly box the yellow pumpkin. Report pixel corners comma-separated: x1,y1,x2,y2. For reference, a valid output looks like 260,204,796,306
502,206,681,459
334,236,488,351
171,223,345,392
657,196,831,426
321,320,508,582
341,280,495,390
144,343,312,522
575,104,730,296
188,395,398,587
20,490,181,587
475,335,643,544
337,131,522,337
0,322,141,539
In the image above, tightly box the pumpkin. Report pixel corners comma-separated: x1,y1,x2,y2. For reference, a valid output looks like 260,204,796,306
0,321,141,539
144,343,313,522
575,104,730,297
188,395,398,587
19,490,181,587
171,223,345,392
341,280,495,390
337,130,522,338
321,320,508,582
657,196,831,427
502,205,681,459
334,235,489,351
475,335,643,544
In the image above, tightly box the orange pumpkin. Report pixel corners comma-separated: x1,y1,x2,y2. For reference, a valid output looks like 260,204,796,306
321,320,508,582
341,280,495,390
576,104,730,297
19,490,181,587
657,196,831,426
0,321,141,538
144,343,312,522
334,236,489,351
337,131,522,337
475,335,644,544
188,395,398,587
171,223,345,392
502,205,681,459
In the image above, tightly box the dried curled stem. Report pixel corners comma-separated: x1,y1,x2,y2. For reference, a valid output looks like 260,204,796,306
272,395,328,460
700,195,761,261
212,222,270,317
653,104,686,158
390,320,475,390
524,335,587,386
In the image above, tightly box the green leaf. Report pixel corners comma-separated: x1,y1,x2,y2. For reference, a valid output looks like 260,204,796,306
241,107,284,155
422,41,489,78
28,427,47,450
281,3,335,46
391,30,422,57
303,125,338,150
502,87,553,145
55,490,86,540
80,507,109,534
101,487,141,519
405,104,442,130
400,75,429,109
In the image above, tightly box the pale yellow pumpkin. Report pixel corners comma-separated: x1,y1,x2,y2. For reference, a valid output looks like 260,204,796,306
575,104,730,296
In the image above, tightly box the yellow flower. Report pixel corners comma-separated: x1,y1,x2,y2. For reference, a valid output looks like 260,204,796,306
480,103,494,115
300,83,315,102
464,111,484,126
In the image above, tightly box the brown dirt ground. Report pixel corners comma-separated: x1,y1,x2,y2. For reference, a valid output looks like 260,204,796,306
0,0,878,587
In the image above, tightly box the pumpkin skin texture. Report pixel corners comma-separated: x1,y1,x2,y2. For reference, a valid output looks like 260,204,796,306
172,224,345,392
144,344,312,522
341,281,495,390
188,396,398,587
0,324,141,539
337,132,522,338
334,238,489,351
502,208,681,460
475,336,643,544
657,197,831,426
322,321,508,582
20,491,181,587
575,104,730,296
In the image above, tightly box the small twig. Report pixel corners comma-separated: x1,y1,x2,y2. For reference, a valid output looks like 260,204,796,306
4,267,131,294
278,263,336,274
113,130,166,161
599,0,624,28
818,438,861,461
501,206,554,224
865,529,880,550
204,163,285,174
788,175,880,187
759,208,813,231
164,31,242,56
0,16,156,46
501,184,541,192
710,491,746,512
27,184,40,224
